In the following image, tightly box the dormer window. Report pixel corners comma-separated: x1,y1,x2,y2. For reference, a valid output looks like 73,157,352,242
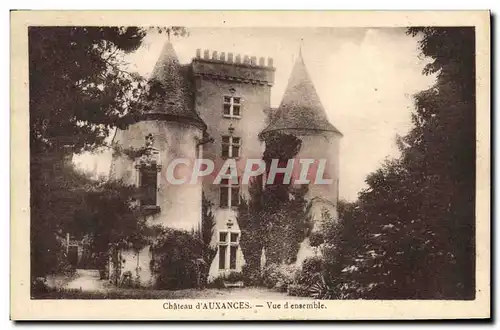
223,96,241,118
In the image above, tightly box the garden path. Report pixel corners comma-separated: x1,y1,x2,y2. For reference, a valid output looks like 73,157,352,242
53,269,310,299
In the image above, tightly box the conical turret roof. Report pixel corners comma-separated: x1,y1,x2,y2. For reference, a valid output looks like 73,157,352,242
144,41,205,128
261,51,341,136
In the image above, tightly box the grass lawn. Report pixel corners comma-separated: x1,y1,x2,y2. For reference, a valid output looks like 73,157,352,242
32,286,296,300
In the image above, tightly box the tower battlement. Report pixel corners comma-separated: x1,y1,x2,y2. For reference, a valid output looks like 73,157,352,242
192,48,275,86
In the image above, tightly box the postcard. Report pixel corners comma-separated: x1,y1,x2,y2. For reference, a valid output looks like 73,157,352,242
10,10,490,320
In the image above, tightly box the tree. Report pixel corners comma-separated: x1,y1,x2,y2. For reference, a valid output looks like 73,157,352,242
261,133,312,265
237,132,312,267
29,26,188,155
406,27,475,299
237,176,265,278
29,27,147,282
29,27,187,282
30,155,93,279
199,194,217,286
322,27,476,299
151,229,204,289
29,27,148,155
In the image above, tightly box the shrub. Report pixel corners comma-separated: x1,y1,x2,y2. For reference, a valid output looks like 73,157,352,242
207,272,245,288
31,277,50,297
224,271,244,283
207,276,226,289
151,229,203,289
303,256,324,272
119,271,143,289
308,231,325,247
242,263,261,286
287,284,310,297
262,263,299,292
298,256,325,286
286,256,338,299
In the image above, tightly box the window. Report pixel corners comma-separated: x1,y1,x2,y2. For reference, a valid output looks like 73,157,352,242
219,177,240,208
218,230,240,270
218,245,227,270
230,246,237,270
140,166,158,206
221,136,240,158
223,96,241,118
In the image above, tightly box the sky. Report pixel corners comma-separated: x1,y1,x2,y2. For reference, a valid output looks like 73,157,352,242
74,27,436,201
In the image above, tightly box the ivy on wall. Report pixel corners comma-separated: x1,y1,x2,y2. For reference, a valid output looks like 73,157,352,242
237,132,314,274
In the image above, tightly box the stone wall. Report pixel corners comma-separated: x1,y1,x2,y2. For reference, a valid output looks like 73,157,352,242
193,50,274,280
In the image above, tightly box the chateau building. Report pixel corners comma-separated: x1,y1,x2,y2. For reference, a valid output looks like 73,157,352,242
109,40,342,285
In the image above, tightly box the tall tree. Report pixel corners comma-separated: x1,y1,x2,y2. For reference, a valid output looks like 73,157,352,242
29,27,147,281
322,27,476,299
237,176,265,277
29,27,187,281
29,27,147,155
405,27,476,298
243,132,312,265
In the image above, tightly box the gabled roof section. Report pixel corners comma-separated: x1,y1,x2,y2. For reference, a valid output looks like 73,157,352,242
261,51,341,136
144,41,205,129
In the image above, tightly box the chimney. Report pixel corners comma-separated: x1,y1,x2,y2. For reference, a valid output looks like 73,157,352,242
267,57,274,67
196,48,201,58
220,52,226,61
259,57,265,66
203,49,210,59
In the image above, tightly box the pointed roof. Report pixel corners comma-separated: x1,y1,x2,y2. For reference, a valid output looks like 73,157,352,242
261,51,341,136
144,41,205,129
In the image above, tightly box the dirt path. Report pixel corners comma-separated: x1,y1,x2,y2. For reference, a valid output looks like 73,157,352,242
187,287,302,299
64,269,106,291
47,270,310,299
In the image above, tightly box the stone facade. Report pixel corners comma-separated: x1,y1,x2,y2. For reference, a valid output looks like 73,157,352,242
108,41,341,286
191,50,275,280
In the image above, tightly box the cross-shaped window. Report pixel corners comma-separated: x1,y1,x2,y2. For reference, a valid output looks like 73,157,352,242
221,136,241,158
223,96,241,118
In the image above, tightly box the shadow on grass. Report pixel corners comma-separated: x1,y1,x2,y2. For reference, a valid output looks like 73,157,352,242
31,286,293,300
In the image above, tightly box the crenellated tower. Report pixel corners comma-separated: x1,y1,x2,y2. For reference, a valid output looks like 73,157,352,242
192,48,275,277
107,41,341,284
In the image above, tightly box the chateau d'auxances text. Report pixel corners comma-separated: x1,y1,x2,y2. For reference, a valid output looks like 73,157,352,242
163,301,327,311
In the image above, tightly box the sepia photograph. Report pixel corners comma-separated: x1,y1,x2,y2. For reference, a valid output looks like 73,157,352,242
10,10,490,320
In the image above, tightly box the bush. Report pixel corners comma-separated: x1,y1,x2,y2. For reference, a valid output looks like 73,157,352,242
99,269,108,280
287,284,310,297
31,277,50,297
298,256,325,286
286,256,336,299
303,256,324,272
308,232,325,247
242,263,262,286
207,276,226,289
119,271,143,289
207,272,244,288
262,263,299,292
151,229,203,289
225,271,244,283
